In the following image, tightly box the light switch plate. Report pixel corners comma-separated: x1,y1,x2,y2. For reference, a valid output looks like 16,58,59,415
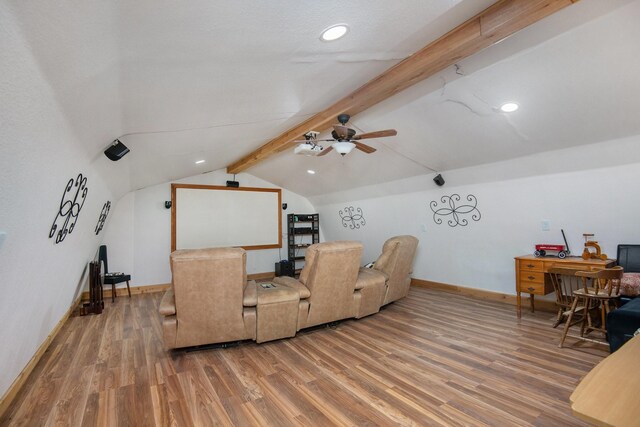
541,220,550,231
0,231,6,249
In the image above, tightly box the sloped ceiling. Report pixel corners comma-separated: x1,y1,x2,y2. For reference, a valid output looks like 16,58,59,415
7,0,639,195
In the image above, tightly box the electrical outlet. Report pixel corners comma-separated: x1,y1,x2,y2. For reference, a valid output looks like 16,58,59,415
541,220,550,231
421,224,427,232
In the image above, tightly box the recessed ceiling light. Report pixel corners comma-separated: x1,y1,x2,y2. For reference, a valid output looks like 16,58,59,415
195,160,205,164
307,169,316,175
500,102,519,113
320,24,349,42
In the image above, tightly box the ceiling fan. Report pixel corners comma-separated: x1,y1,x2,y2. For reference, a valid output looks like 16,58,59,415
294,114,397,157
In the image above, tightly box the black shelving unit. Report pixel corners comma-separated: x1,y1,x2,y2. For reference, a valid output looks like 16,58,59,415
287,213,319,274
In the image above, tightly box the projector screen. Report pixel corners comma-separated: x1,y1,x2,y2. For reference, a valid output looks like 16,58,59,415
171,184,282,251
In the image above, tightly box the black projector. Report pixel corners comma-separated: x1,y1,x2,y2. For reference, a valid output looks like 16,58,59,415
104,140,130,161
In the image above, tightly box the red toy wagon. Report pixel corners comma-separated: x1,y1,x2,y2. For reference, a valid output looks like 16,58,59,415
534,229,570,259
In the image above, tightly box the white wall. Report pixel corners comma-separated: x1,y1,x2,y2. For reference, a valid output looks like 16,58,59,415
0,3,120,400
102,169,316,286
314,136,640,295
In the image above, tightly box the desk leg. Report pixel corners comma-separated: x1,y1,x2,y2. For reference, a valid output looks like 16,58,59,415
517,291,522,319
530,294,535,313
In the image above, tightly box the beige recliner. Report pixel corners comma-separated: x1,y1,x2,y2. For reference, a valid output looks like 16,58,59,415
273,241,385,330
368,235,419,305
159,247,257,349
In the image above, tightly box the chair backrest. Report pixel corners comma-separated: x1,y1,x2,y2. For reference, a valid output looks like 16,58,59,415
299,241,362,326
170,247,250,346
576,266,624,297
373,235,419,304
548,267,582,308
98,245,109,274
617,245,640,273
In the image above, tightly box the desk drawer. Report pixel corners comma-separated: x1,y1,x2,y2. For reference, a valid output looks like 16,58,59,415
519,280,546,295
519,270,544,284
520,260,544,271
553,262,595,271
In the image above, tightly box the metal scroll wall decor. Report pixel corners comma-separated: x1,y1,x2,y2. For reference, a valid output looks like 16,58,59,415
95,201,111,235
339,206,366,229
49,173,89,243
430,194,481,227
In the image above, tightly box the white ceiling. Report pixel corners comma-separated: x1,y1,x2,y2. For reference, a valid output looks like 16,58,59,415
6,0,640,196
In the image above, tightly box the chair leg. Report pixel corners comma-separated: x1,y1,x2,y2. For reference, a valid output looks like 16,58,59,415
112,283,116,302
581,298,591,337
553,308,564,328
126,280,131,298
559,296,579,348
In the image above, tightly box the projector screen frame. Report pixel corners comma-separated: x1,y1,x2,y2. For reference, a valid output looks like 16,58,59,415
171,183,282,252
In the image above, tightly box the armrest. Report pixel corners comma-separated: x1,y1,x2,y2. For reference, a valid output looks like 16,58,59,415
355,268,386,290
359,266,388,282
243,280,257,307
272,276,311,299
159,288,176,316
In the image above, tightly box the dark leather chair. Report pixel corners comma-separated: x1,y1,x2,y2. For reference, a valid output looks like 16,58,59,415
617,244,640,273
98,245,131,302
607,297,640,352
617,244,640,303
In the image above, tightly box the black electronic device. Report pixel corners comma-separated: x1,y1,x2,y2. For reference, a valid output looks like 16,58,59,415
294,214,317,222
433,174,445,186
104,139,130,161
275,260,294,277
293,227,312,234
226,180,239,188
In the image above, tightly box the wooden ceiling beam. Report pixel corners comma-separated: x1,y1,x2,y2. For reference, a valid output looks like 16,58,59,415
227,0,578,174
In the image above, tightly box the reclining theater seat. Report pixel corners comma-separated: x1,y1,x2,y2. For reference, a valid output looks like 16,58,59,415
369,235,419,305
273,241,383,330
159,247,257,349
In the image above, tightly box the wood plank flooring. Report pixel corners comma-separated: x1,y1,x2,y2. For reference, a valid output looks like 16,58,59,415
1,287,608,426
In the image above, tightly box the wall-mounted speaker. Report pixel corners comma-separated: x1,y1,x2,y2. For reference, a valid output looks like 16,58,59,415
104,139,129,161
433,174,445,186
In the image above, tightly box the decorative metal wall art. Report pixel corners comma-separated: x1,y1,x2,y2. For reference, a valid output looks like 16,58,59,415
430,194,481,227
339,206,366,229
95,201,111,235
49,173,88,243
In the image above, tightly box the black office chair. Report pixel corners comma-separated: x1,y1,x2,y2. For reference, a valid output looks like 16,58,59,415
98,245,131,302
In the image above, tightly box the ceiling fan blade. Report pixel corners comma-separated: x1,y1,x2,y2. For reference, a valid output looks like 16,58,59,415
353,141,376,154
333,125,351,140
317,146,334,156
353,129,397,140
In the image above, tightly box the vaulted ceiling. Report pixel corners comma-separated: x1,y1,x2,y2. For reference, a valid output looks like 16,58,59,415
8,0,639,196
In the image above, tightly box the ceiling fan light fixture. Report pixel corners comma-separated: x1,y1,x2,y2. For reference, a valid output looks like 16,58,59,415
320,24,349,42
332,141,355,155
500,102,519,113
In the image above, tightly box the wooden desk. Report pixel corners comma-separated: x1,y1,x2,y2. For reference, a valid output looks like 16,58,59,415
514,255,614,318
570,334,640,426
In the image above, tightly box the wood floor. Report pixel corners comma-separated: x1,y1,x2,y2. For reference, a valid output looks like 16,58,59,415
1,287,608,426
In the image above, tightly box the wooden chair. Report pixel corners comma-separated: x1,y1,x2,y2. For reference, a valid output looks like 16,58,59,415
548,267,584,328
559,266,624,348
